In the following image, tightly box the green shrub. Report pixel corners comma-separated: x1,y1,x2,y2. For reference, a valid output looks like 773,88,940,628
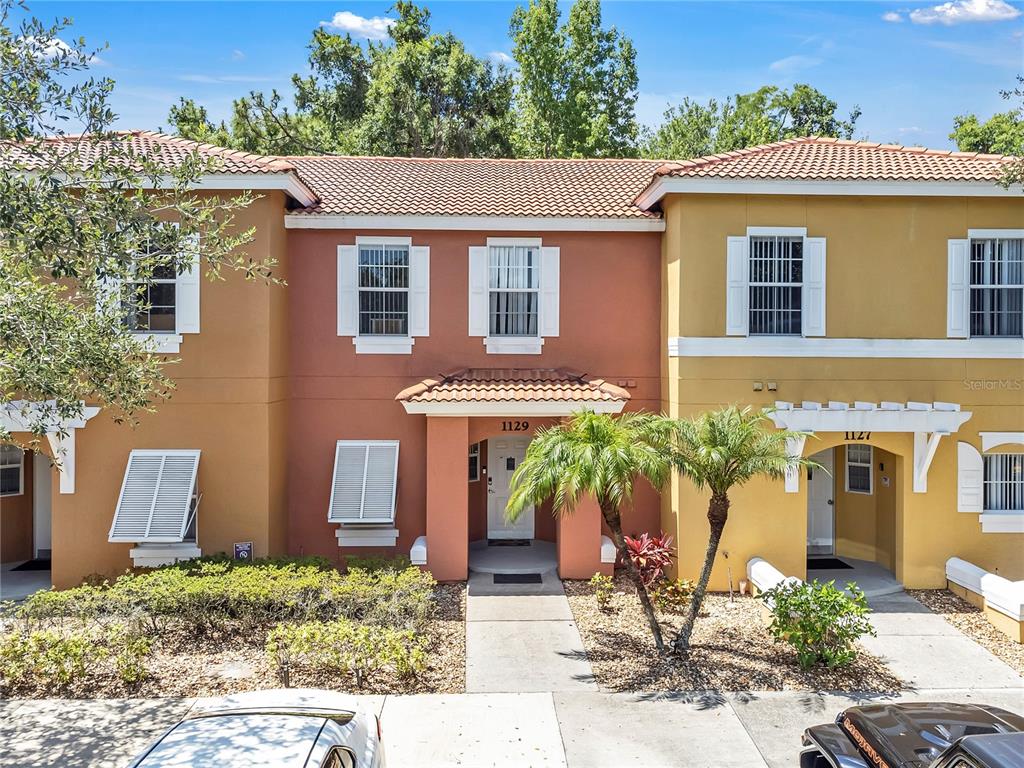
346,554,412,573
266,618,426,688
651,578,694,614
590,573,614,611
761,579,876,669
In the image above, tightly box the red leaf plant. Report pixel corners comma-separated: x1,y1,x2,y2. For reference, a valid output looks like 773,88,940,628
623,531,675,587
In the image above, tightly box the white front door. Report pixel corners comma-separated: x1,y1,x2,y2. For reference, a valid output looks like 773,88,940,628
806,448,834,555
33,454,52,558
487,437,534,539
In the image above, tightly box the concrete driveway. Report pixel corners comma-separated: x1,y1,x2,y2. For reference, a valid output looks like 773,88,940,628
3,688,1023,768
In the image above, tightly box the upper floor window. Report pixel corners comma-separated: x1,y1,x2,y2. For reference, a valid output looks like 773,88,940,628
0,444,24,496
469,238,559,355
983,453,1022,513
969,237,1022,338
125,264,177,334
749,235,803,336
489,243,539,337
358,242,410,336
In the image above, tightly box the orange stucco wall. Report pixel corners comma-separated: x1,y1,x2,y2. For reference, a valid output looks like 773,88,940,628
286,229,664,568
0,449,34,563
49,192,291,588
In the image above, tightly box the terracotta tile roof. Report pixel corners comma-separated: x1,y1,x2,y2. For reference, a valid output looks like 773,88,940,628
286,155,664,218
395,368,631,405
2,131,296,174
650,137,1013,183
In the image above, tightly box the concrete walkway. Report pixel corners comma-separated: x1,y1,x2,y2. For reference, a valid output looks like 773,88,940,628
861,592,1023,690
465,571,597,693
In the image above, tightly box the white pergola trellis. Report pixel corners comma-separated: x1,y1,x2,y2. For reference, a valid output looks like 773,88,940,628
0,400,101,494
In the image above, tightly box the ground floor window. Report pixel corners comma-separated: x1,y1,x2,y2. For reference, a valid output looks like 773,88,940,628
468,442,480,482
983,453,1023,512
845,444,872,495
0,444,24,496
328,440,400,524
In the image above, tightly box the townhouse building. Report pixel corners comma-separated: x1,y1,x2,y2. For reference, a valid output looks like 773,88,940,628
1,133,1021,595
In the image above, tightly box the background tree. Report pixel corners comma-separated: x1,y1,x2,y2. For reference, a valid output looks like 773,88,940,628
669,407,812,653
506,412,672,650
510,0,638,157
169,2,513,157
1,0,264,445
643,84,860,159
951,77,1024,165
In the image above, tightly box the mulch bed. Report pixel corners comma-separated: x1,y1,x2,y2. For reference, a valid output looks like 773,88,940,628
908,589,1024,675
565,576,905,693
2,583,466,699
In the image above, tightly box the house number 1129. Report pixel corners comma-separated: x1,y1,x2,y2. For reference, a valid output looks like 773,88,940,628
502,420,530,432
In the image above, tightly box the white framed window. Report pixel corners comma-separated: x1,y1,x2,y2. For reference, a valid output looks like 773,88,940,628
108,450,201,543
845,444,872,495
726,228,825,338
125,263,177,334
0,444,25,497
469,238,559,354
338,238,428,354
749,234,803,336
969,237,1023,338
469,442,481,482
328,440,399,524
983,453,1022,513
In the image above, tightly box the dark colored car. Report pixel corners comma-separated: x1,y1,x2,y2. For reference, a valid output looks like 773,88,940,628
800,702,1024,768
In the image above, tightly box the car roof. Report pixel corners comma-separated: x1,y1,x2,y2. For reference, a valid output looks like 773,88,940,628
136,713,326,768
188,688,360,719
957,732,1024,767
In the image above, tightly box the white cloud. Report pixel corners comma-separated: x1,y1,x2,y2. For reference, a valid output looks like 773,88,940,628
488,51,514,65
319,11,395,41
769,54,823,74
882,11,905,22
231,49,245,61
908,0,1021,25
20,36,104,65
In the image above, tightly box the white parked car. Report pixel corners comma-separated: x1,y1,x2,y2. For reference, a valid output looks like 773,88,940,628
127,689,386,768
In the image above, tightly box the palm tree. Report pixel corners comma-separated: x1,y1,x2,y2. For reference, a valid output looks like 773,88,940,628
506,410,673,651
670,406,813,654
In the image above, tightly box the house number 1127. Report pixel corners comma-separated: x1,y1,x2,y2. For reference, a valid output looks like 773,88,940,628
844,431,872,441
502,420,530,432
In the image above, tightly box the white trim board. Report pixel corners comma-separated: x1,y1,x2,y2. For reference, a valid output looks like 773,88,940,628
980,432,1024,451
668,336,1024,359
635,177,1023,210
285,214,666,232
400,400,626,416
152,174,317,207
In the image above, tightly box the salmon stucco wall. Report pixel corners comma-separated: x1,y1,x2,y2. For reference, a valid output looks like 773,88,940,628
287,228,664,565
50,192,291,588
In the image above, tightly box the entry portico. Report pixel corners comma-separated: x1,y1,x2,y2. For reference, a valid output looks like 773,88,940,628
396,368,629,581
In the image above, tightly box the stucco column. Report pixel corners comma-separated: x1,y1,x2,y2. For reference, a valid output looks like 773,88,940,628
557,494,609,579
425,416,469,582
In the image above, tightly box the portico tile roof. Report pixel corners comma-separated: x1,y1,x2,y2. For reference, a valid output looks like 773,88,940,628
650,137,1012,183
286,156,664,218
395,368,631,405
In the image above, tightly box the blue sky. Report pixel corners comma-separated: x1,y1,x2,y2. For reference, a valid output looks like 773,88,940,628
19,1,1024,150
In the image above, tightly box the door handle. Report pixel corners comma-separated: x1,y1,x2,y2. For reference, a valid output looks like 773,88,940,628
827,499,834,505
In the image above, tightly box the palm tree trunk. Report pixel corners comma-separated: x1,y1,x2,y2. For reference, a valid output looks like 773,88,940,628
601,503,665,652
673,492,730,654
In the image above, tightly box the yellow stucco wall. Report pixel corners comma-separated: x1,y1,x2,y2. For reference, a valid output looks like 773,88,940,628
49,192,290,588
661,193,1024,590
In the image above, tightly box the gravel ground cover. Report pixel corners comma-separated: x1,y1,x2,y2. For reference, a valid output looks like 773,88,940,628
908,589,1024,675
1,583,465,699
565,576,904,693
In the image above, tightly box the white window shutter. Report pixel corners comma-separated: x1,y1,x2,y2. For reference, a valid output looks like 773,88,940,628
468,246,489,337
175,235,201,334
328,440,399,524
408,245,430,337
337,245,359,337
947,239,970,339
539,246,560,337
957,441,983,513
109,450,200,543
802,237,826,337
726,236,749,336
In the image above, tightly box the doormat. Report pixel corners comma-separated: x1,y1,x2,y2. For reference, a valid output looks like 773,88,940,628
807,557,852,570
487,539,530,547
494,573,543,584
11,558,51,572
